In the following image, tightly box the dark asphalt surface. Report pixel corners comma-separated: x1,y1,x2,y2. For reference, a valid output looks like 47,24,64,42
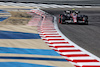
42,8,100,58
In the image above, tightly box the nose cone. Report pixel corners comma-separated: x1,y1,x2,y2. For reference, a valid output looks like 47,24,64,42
73,17,77,23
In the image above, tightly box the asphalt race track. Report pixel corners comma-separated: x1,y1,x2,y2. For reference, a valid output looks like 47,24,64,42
42,8,100,58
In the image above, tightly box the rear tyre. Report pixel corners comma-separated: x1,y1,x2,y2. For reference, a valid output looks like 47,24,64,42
59,14,65,24
59,18,61,23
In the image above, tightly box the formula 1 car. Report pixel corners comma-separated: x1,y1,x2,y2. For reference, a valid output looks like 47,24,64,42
59,10,88,25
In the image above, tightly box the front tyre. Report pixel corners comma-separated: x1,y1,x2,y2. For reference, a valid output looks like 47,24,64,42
59,18,61,23
83,16,88,25
85,21,88,25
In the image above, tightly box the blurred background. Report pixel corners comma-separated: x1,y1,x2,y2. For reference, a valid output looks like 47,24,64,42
0,0,100,6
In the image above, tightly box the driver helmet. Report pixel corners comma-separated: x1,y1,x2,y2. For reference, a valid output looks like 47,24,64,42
72,9,75,13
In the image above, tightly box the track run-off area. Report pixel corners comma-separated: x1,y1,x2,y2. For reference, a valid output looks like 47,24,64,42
0,6,74,67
